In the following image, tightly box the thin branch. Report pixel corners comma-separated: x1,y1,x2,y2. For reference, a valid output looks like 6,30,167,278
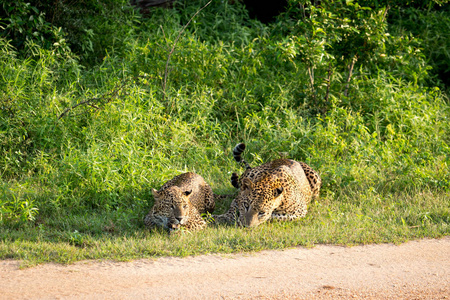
299,3,306,20
160,24,169,49
162,0,212,99
382,5,390,22
307,66,314,88
87,103,100,110
57,79,129,120
344,55,358,97
57,97,100,120
307,65,316,103
324,62,333,104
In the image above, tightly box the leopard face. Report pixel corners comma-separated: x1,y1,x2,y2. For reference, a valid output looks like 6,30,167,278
151,186,192,227
144,172,215,232
237,174,286,227
237,167,301,227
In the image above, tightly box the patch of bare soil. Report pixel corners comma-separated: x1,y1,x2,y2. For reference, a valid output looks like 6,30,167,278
1,237,449,299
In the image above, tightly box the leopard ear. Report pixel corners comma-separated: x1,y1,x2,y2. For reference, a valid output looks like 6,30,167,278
242,177,254,190
151,188,160,199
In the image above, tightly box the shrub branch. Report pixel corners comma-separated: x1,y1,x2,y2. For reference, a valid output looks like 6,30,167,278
57,79,129,120
344,55,358,97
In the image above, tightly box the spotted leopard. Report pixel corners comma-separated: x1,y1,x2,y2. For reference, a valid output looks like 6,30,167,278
214,144,321,227
144,172,216,232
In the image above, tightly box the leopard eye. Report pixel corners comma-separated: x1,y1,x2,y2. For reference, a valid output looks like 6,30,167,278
243,202,250,211
171,204,176,210
274,187,283,197
183,205,188,209
258,211,265,217
184,190,192,196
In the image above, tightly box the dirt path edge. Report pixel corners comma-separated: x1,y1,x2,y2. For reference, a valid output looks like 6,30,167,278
1,237,449,299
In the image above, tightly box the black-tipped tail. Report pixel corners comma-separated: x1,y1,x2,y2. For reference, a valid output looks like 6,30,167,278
232,143,246,163
232,142,250,170
231,172,239,189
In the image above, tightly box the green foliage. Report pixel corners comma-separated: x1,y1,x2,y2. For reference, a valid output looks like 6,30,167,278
43,0,141,64
389,5,450,86
1,1,52,49
0,193,39,225
358,0,449,9
0,1,71,57
175,0,267,45
0,0,140,63
0,0,449,263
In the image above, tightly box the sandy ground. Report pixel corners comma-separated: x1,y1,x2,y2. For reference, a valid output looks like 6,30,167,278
1,237,449,300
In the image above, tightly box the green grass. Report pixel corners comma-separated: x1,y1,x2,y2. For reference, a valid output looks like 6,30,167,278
1,1,449,266
1,187,448,267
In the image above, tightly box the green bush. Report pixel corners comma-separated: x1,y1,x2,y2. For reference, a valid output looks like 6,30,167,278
389,5,450,86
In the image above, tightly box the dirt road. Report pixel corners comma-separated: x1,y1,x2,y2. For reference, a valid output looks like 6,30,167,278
1,237,449,299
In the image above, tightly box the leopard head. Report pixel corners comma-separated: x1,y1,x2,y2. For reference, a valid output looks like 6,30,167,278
152,186,193,226
237,172,285,227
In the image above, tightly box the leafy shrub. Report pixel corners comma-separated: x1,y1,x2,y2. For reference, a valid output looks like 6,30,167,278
0,182,39,225
389,5,450,86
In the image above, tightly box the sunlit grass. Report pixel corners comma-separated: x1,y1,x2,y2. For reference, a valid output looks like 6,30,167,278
1,187,448,266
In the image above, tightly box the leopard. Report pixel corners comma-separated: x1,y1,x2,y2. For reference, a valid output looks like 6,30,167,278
143,172,217,232
213,143,321,227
